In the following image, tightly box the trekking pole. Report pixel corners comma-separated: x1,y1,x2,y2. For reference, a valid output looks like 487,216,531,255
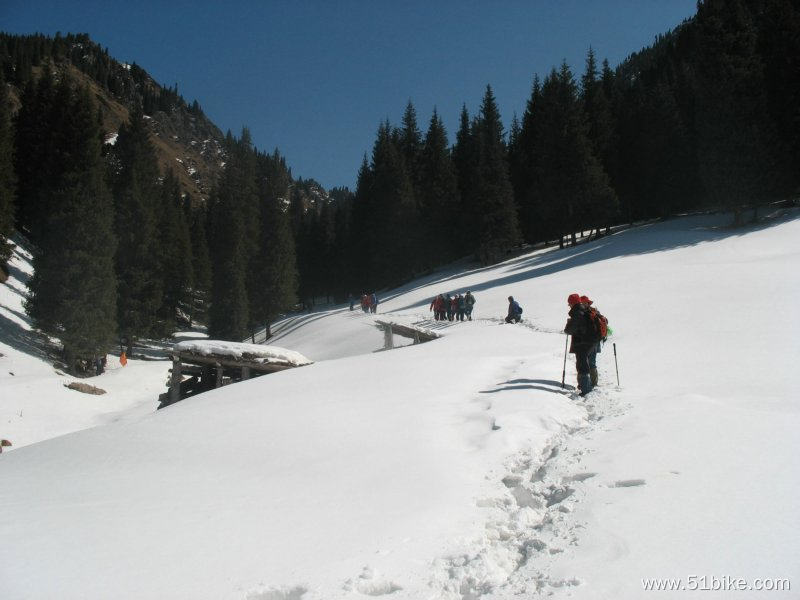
561,334,569,388
613,342,620,386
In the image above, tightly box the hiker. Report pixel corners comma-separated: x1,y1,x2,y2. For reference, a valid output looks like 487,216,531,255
445,294,454,321
370,292,378,314
564,293,594,396
361,294,369,313
348,293,355,311
450,294,459,321
505,296,523,324
456,294,466,321
0,262,8,284
581,294,609,387
464,291,476,320
435,294,447,320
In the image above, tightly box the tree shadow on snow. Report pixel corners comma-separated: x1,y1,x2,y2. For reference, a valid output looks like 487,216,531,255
0,311,52,360
391,208,800,312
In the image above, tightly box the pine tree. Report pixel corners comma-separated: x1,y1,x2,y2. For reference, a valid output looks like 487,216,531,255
207,132,258,341
108,109,164,348
533,64,616,245
399,100,423,195
156,170,193,333
368,121,418,285
693,0,781,223
418,108,460,266
512,75,544,243
14,71,57,243
472,85,521,264
452,104,480,254
581,49,616,181
25,84,117,372
247,151,298,335
0,72,16,263
188,205,212,326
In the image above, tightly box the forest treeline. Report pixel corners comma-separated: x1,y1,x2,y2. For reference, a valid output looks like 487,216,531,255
0,0,798,371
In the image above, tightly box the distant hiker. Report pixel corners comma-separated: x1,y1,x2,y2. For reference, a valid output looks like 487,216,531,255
430,294,446,321
564,293,594,396
450,294,459,321
505,296,523,324
120,351,128,367
456,294,466,321
0,262,9,284
348,293,355,311
361,294,369,313
370,292,378,314
464,291,476,320
581,294,609,387
444,294,453,321
94,355,106,376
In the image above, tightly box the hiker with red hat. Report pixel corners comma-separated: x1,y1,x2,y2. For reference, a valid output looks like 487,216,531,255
564,293,594,395
581,295,608,387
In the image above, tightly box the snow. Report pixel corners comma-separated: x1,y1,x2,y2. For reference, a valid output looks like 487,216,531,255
174,339,311,366
104,132,119,145
1,209,798,599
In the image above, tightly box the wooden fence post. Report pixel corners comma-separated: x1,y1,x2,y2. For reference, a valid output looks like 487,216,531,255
384,324,394,349
170,355,182,405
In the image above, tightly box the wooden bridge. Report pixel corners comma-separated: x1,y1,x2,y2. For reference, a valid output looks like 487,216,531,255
159,341,311,409
374,320,440,349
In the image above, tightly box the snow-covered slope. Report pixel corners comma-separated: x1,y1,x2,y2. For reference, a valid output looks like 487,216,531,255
0,239,172,448
1,210,798,599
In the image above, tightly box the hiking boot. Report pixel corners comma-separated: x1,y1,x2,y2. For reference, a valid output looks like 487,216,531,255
578,373,592,396
590,368,598,387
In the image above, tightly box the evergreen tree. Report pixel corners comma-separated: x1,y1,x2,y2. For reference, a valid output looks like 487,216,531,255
14,71,57,243
156,170,193,333
532,64,616,245
693,0,782,222
108,109,164,348
350,154,374,285
472,85,521,263
368,121,418,285
399,100,423,195
207,132,257,340
581,49,616,180
25,84,117,372
418,108,460,266
452,104,480,253
0,72,15,263
248,151,298,335
512,75,544,243
188,205,212,326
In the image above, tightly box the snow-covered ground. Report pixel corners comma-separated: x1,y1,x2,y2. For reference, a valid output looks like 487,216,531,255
1,209,798,599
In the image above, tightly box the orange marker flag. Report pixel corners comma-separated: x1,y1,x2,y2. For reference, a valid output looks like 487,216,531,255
120,351,128,366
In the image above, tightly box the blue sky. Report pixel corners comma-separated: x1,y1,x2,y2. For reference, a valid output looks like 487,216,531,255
2,1,697,190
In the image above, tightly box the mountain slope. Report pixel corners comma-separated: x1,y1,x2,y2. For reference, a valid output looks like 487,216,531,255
2,33,226,202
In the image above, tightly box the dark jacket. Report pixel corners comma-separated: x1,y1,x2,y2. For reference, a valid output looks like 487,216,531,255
507,300,522,317
564,303,594,353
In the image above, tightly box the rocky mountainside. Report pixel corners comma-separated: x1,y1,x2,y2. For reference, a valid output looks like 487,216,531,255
2,33,226,203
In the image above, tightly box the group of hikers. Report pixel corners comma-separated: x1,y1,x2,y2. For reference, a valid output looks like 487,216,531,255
564,293,610,396
429,291,476,321
350,293,379,314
